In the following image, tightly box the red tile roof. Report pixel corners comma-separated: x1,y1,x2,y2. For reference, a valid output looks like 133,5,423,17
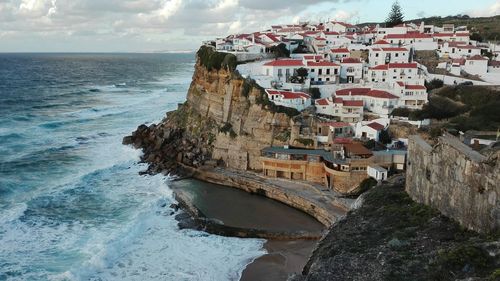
405,84,426,90
388,62,418,69
323,122,351,128
343,100,364,107
331,48,350,53
367,122,385,131
263,59,305,67
467,55,488,61
366,90,399,99
336,88,371,96
324,31,340,35
307,61,340,67
316,98,329,106
266,89,310,100
381,47,408,52
333,138,353,144
370,65,389,70
303,55,323,60
341,58,362,64
331,21,356,28
385,33,432,39
373,40,390,45
396,81,405,87
433,33,454,37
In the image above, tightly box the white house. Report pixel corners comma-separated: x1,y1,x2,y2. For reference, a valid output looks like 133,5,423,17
384,33,434,49
340,58,364,84
330,48,351,61
307,61,340,83
369,47,410,66
265,89,311,111
367,165,388,181
375,26,408,41
386,62,423,84
393,82,428,109
488,60,500,73
324,31,344,46
315,97,363,122
262,59,306,82
372,39,392,47
324,21,358,33
355,121,386,141
367,63,424,85
438,42,481,59
463,55,489,75
335,88,399,116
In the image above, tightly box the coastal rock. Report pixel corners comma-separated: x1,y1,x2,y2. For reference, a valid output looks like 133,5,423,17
123,51,294,175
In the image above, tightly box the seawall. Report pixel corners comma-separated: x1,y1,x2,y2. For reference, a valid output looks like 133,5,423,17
180,165,350,228
406,133,499,233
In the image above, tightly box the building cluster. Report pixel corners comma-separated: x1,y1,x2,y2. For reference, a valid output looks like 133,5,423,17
203,19,499,192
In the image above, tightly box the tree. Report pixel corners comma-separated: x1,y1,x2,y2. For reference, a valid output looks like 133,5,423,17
379,129,392,144
296,67,308,81
270,43,290,59
470,33,483,42
385,1,404,28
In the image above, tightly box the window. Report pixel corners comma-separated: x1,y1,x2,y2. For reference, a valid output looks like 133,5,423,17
319,69,323,75
311,68,315,72
326,69,331,75
375,53,379,57
395,53,399,57
326,78,330,81
334,69,338,75
278,69,282,77
266,69,269,76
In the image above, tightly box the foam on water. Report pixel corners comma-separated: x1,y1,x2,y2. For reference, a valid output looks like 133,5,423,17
0,54,265,281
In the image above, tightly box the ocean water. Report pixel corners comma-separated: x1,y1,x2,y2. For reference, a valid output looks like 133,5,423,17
0,53,265,281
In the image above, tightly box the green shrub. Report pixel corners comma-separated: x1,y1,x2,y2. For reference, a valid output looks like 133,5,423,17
219,122,237,138
197,46,237,71
309,87,321,99
425,79,444,92
295,138,314,146
391,107,411,117
358,177,378,194
413,95,466,120
431,245,493,280
241,79,253,98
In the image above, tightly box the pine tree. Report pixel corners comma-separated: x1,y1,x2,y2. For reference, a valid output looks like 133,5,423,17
385,1,404,27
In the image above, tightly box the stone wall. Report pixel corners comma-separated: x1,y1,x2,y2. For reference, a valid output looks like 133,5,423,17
406,134,499,233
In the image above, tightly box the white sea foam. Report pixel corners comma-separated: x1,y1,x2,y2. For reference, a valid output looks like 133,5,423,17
0,57,267,281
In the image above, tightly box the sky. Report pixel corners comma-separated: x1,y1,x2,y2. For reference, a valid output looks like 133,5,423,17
0,0,499,52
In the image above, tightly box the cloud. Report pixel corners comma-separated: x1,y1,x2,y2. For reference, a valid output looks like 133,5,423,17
0,0,364,51
468,0,500,17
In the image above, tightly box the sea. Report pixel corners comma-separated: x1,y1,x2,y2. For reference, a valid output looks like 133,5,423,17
0,53,266,281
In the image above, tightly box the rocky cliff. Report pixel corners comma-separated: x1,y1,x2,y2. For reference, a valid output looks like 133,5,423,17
291,183,500,281
123,47,298,174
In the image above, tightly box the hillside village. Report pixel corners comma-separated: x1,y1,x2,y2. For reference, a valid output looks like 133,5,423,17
202,16,500,194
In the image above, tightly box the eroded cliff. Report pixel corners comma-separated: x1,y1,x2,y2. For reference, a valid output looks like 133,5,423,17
123,47,296,174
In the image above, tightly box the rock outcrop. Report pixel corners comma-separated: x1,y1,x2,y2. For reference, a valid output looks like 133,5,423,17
124,47,296,174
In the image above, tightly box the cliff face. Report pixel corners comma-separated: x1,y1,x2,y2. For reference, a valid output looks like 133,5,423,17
124,51,293,174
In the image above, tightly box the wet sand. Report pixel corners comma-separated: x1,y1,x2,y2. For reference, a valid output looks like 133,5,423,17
170,179,325,281
241,240,318,281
